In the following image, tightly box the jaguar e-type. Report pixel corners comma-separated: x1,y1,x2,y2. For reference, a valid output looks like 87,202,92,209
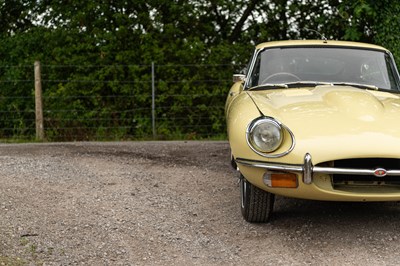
226,40,400,222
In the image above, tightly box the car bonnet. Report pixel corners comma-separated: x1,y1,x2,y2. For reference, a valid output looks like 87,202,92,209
247,85,400,139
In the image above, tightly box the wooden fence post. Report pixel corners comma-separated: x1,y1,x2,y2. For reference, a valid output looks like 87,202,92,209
34,61,44,141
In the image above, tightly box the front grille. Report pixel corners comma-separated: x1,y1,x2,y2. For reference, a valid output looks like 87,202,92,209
317,158,400,187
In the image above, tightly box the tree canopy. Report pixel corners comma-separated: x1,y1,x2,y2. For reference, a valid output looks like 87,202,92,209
0,0,399,140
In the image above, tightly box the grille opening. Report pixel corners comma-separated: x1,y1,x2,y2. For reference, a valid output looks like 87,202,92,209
333,158,400,169
317,158,400,188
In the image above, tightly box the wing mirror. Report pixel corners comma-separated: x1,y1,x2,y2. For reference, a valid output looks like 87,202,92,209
233,74,246,83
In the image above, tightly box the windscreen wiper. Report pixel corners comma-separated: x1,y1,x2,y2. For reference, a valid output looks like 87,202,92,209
248,81,333,90
284,81,333,87
331,82,379,90
247,83,288,90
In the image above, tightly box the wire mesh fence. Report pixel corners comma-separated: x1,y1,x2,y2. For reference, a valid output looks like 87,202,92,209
0,63,240,141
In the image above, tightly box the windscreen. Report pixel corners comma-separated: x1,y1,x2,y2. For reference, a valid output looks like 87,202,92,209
248,47,399,91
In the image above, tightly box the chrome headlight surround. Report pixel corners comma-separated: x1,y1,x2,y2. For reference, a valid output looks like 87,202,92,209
246,117,295,158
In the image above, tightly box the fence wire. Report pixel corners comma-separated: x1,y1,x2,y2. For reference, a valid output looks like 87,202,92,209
0,63,239,141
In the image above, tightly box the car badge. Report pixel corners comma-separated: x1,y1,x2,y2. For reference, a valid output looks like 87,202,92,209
374,168,387,177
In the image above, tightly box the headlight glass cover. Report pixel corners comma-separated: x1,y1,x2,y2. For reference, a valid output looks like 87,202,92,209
247,118,283,153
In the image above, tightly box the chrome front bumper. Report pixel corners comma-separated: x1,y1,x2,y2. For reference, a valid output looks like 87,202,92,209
236,153,400,185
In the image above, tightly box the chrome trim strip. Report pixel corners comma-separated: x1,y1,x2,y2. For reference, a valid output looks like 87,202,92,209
313,167,400,176
235,158,303,172
236,154,400,185
244,49,259,89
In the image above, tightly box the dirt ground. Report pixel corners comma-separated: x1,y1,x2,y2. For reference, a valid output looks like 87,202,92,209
1,141,400,265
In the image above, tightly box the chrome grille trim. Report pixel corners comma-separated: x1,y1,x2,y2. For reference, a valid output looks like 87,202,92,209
236,154,400,185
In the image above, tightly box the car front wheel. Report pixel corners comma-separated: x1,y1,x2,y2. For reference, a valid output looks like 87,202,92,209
240,174,275,223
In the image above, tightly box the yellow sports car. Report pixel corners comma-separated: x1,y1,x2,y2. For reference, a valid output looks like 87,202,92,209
226,40,400,222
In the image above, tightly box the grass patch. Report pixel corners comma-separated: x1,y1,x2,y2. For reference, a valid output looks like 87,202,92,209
0,256,25,266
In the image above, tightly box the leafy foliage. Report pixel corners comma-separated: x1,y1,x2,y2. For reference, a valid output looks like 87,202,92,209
0,0,399,140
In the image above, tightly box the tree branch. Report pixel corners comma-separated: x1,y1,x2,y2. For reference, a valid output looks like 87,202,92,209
229,0,261,42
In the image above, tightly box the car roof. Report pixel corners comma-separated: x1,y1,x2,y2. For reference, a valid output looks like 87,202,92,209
255,40,388,52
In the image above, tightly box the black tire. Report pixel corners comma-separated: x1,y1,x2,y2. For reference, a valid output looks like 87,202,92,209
240,174,275,223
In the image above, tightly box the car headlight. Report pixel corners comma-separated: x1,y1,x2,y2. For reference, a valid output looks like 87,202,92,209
247,118,283,153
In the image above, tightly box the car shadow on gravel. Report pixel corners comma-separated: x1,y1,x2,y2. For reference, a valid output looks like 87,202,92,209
270,196,400,226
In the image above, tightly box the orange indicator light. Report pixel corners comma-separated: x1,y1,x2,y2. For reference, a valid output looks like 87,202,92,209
263,172,298,188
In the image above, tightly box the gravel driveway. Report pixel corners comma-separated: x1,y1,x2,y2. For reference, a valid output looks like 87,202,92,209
1,141,400,265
